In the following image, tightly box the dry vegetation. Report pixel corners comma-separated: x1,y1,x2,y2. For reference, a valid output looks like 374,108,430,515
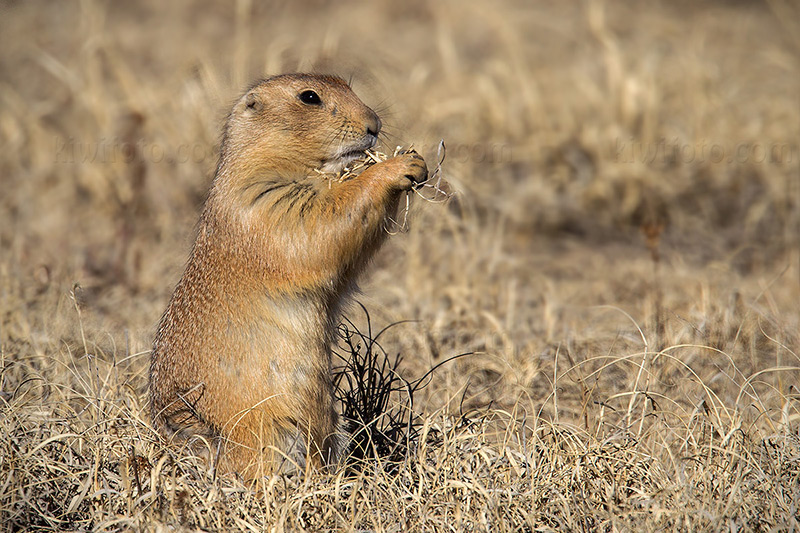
2,0,800,530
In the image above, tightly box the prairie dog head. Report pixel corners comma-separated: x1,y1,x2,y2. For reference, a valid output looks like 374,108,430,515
218,73,382,181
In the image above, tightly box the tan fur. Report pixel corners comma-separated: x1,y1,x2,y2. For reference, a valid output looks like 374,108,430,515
149,74,427,478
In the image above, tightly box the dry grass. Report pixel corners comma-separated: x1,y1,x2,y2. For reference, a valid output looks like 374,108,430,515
2,0,800,530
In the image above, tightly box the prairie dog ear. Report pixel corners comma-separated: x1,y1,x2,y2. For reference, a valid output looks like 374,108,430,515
244,92,262,112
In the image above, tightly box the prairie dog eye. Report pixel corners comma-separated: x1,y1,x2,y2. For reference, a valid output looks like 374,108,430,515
298,90,322,105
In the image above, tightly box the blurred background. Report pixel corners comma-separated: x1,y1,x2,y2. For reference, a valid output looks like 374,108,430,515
1,0,798,414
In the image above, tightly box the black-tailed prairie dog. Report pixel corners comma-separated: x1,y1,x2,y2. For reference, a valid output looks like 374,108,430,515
149,73,427,478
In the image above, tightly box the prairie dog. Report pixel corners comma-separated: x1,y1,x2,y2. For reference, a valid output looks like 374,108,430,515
149,74,427,478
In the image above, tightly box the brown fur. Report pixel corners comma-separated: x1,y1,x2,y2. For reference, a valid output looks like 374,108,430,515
149,73,427,478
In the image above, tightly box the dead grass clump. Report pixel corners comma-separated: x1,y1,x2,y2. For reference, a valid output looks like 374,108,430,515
333,306,471,470
315,148,393,184
315,144,453,234
334,311,418,467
